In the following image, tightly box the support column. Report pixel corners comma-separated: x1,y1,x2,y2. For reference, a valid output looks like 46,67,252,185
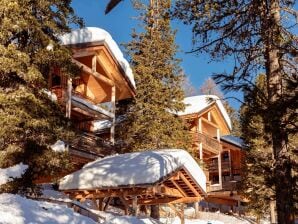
218,152,222,188
110,86,116,145
66,78,72,118
270,200,277,224
228,149,233,179
207,111,211,121
216,128,220,141
132,196,138,216
198,118,202,133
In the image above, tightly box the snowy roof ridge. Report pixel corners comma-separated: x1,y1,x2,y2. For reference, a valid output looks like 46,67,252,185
178,95,232,130
59,27,136,89
59,149,207,193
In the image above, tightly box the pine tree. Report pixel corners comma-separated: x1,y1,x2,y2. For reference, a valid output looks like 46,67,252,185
173,1,297,222
116,0,191,218
240,74,275,221
117,0,190,153
241,74,298,221
0,0,83,193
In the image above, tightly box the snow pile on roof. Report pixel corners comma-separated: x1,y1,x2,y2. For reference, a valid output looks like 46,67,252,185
221,135,244,148
0,193,96,224
177,95,232,130
59,149,206,193
0,163,28,185
60,27,135,89
51,140,67,153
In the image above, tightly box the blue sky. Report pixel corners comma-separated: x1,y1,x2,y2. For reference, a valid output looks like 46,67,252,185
72,0,296,109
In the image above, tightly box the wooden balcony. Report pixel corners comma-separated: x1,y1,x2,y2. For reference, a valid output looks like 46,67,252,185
69,132,117,166
191,132,222,154
50,86,114,120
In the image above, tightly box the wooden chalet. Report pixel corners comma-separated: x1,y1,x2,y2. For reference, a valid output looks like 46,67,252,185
49,27,136,167
59,149,207,219
178,95,245,210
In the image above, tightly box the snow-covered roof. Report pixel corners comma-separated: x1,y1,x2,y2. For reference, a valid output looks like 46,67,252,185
59,149,206,193
220,135,244,148
177,95,232,130
59,27,136,89
0,163,28,185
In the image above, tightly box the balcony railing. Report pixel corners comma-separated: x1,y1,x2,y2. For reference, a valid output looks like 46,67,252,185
191,132,222,154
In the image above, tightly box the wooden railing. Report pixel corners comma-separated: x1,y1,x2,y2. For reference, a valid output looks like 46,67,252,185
191,132,222,153
70,133,115,158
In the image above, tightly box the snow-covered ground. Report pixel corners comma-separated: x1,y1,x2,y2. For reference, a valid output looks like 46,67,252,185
0,193,96,224
0,191,250,224
0,163,28,185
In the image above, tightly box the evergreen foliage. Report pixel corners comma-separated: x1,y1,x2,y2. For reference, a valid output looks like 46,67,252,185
241,73,298,220
173,1,297,222
0,0,83,193
240,74,275,219
116,0,191,153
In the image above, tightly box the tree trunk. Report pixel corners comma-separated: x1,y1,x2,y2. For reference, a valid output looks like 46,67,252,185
150,205,160,219
263,1,295,223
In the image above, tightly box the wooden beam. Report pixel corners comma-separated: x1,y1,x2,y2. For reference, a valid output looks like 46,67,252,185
159,186,184,198
73,50,95,58
72,59,114,86
96,54,115,83
170,180,187,197
127,196,202,205
92,55,97,73
179,172,201,197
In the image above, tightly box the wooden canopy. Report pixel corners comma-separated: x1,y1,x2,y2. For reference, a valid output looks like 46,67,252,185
62,167,206,212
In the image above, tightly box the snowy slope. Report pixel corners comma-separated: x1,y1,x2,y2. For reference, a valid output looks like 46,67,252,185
59,27,135,89
0,193,96,224
59,149,206,193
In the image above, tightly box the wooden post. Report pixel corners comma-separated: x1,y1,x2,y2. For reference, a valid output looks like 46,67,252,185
103,197,111,211
194,202,199,218
169,204,185,224
97,198,104,211
198,118,202,133
66,78,72,118
216,128,220,142
110,86,116,145
270,200,277,224
199,143,203,160
228,149,233,179
207,111,211,121
218,153,222,188
132,196,138,216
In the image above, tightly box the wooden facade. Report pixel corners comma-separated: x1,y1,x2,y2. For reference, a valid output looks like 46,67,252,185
49,42,135,168
179,101,245,207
